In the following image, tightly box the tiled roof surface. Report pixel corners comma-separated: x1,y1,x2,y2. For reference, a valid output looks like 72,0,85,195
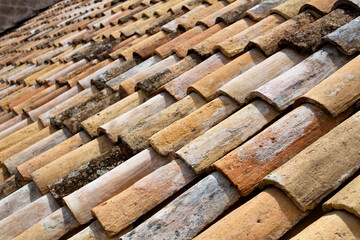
0,0,359,239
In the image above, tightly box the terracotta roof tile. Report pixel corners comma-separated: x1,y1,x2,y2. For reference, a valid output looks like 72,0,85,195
190,17,254,57
92,158,196,237
290,211,360,239
323,174,360,218
194,188,306,240
122,171,240,240
298,54,360,117
281,8,358,52
262,110,360,211
218,48,306,105
324,16,360,55
1,0,360,238
17,131,91,181
175,23,225,57
214,104,347,196
64,148,169,225
251,45,349,111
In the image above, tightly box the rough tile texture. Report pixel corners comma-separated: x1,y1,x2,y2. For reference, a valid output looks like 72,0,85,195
323,174,360,218
119,92,206,153
299,54,360,117
122,172,240,240
177,100,279,174
194,188,306,240
252,45,349,111
324,16,360,55
64,148,169,225
262,110,360,211
92,159,196,237
250,11,315,56
150,95,239,156
214,104,343,196
281,8,357,52
290,211,360,240
49,145,132,205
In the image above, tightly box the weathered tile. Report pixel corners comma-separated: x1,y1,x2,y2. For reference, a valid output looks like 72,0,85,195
250,11,315,56
177,100,279,174
252,45,349,111
64,148,169,225
324,16,360,55
150,95,239,156
27,86,80,122
194,188,306,240
0,117,32,140
0,121,44,152
17,131,92,181
162,5,207,33
81,90,149,138
4,128,72,175
246,0,287,21
270,0,311,19
214,104,346,196
91,59,138,89
290,211,360,240
68,220,123,240
161,52,231,100
106,55,161,91
120,92,207,153
9,85,47,114
92,159,196,237
134,32,178,59
78,60,122,89
215,0,260,25
298,54,360,117
0,193,59,240
123,171,239,240
39,86,99,126
281,8,357,53
0,113,23,129
262,110,360,211
219,48,306,105
99,92,176,143
135,54,202,95
323,174,360,218
189,49,266,101
155,26,205,58
190,18,255,57
49,145,131,204
0,182,42,221
175,23,225,58
13,206,79,240
217,14,285,58
119,55,180,95
300,0,338,14
32,135,115,194
178,2,226,31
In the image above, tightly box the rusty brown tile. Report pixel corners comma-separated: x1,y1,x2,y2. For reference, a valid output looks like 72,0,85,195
262,110,360,211
189,48,266,101
17,131,91,181
194,188,305,240
190,18,254,57
214,104,349,196
281,8,357,53
135,53,202,95
155,26,206,58
300,0,338,14
217,14,286,58
250,11,316,56
216,0,260,25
